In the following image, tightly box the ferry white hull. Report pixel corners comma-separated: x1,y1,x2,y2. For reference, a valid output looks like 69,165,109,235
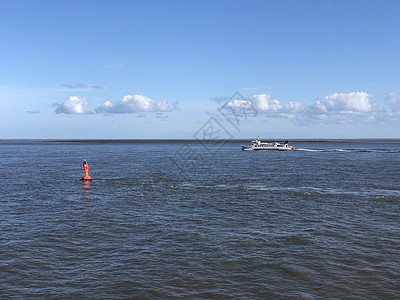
241,137,294,151
241,145,293,151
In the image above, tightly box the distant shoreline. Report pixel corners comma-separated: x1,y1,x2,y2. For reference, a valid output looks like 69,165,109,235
2,138,400,143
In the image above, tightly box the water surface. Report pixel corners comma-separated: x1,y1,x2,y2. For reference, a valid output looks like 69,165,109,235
0,140,399,298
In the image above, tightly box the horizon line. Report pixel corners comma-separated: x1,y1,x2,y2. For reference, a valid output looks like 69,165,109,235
2,138,400,143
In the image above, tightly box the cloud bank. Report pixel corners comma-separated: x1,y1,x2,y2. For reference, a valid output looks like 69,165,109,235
95,94,173,114
54,96,92,114
53,91,397,125
226,91,388,123
54,94,176,115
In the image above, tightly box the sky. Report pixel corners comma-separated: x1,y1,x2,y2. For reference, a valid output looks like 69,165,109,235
1,0,400,139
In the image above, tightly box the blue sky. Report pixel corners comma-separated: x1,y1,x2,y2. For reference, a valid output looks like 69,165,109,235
1,0,400,139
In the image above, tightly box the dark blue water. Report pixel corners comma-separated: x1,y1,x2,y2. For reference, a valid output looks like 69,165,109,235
1,140,399,299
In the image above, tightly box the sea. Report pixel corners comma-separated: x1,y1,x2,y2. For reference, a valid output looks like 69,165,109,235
0,139,399,299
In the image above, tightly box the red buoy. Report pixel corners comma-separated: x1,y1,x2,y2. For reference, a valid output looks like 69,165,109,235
82,160,92,180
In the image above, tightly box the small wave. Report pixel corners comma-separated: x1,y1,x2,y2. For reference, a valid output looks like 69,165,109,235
295,149,325,152
245,185,400,197
296,148,400,153
181,183,243,191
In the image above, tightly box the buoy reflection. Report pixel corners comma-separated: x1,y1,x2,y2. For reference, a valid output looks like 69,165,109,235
83,179,91,199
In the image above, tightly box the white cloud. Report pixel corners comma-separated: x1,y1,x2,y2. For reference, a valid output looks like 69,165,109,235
227,93,306,117
95,94,174,114
227,99,254,110
54,96,92,114
250,94,283,112
312,92,373,114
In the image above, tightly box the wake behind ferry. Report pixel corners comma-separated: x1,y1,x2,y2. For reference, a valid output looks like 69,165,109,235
242,137,294,151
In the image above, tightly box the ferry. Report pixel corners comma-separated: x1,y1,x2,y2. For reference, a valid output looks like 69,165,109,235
241,137,294,151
